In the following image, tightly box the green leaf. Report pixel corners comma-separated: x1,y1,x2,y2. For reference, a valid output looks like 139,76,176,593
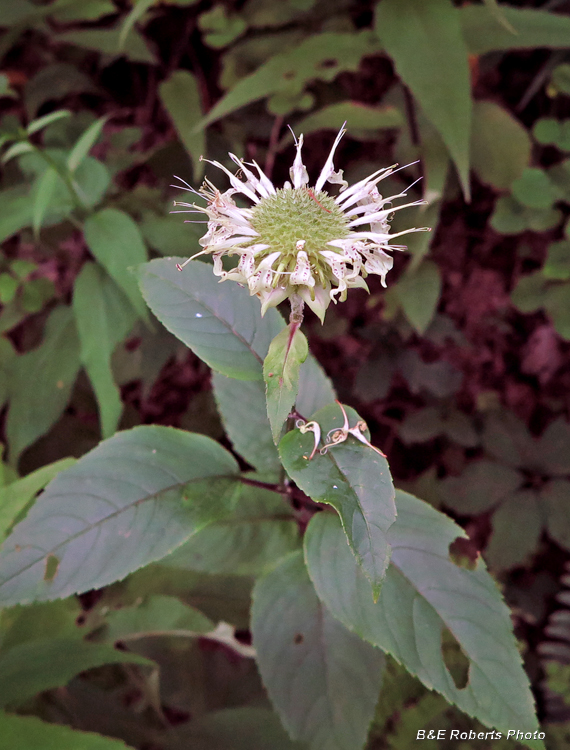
198,31,380,129
180,707,305,750
543,241,570,281
279,403,396,597
491,195,561,235
56,26,154,64
198,5,247,49
67,114,108,173
439,460,522,515
73,263,138,438
251,551,385,750
544,283,570,340
0,457,76,540
6,305,81,462
511,271,548,313
398,406,444,444
212,375,281,476
375,0,471,197
139,258,283,380
0,187,33,244
0,425,240,606
542,479,570,552
1,141,35,165
482,0,518,35
102,594,213,642
84,208,148,318
481,410,535,469
534,417,570,476
26,109,71,136
296,355,336,418
161,484,299,575
289,101,403,141
0,637,152,708
24,63,97,118
485,490,542,570
49,0,117,23
551,63,570,96
394,260,441,335
264,326,308,442
32,166,58,236
471,101,531,190
461,5,570,56
0,711,136,750
511,167,559,210
158,69,205,178
533,118,570,151
118,0,155,49
304,495,543,746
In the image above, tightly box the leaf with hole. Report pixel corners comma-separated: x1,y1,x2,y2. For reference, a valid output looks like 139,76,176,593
251,551,385,750
279,403,395,598
0,425,240,606
304,494,543,747
139,258,283,380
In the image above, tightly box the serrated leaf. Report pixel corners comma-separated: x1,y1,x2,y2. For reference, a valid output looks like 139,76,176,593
73,262,138,438
485,489,542,570
439,460,522,515
394,260,441,334
0,457,76,540
0,638,152,708
139,258,283,380
84,208,148,318
198,31,380,129
471,101,531,190
67,114,108,173
304,496,543,747
461,5,570,56
161,484,299,575
6,305,81,463
102,594,213,642
0,710,136,749
159,70,205,178
264,326,308,442
251,551,385,750
375,0,471,197
0,425,240,606
279,403,395,598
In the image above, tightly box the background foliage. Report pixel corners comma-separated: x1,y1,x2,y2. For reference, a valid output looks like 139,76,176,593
1,0,570,748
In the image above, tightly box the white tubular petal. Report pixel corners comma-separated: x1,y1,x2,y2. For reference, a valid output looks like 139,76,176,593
248,269,273,295
335,165,395,206
248,159,277,195
363,249,393,287
348,226,430,243
237,251,256,278
213,253,225,277
229,153,271,199
290,250,315,287
314,126,346,192
256,251,282,271
203,158,260,204
298,284,330,323
289,134,309,189
347,199,426,228
344,245,362,279
260,286,289,316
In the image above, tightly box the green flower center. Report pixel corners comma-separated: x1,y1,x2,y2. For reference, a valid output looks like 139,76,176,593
249,187,350,271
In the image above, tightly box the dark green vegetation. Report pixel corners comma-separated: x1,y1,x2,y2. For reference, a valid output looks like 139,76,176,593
1,1,570,749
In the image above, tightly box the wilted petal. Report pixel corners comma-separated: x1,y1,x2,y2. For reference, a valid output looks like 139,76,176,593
298,284,331,323
314,125,347,192
289,134,309,189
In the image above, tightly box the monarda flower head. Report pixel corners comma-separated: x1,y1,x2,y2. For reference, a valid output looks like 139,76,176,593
174,126,429,322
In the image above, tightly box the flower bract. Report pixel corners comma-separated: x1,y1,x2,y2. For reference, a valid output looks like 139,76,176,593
174,126,429,322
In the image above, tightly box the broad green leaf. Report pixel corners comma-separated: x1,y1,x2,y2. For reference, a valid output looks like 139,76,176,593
213,375,281,476
512,168,559,210
485,490,542,570
84,208,148,317
264,326,308,442
179,707,305,750
544,283,570,340
511,271,548,312
0,711,135,750
56,26,154,64
375,0,472,197
139,258,283,380
26,109,71,136
1,141,34,164
32,166,58,235
102,594,213,642
0,187,32,244
0,425,240,606
0,637,152,708
544,241,570,281
6,305,81,463
198,5,247,49
118,0,155,49
67,114,108,173
0,336,16,408
542,479,570,552
289,101,403,141
399,406,444,444
0,598,82,651
159,70,205,178
0,457,76,540
49,0,117,23
482,0,517,34
394,260,441,335
73,263,138,438
251,552,385,750
461,6,570,56
533,118,570,151
304,496,543,747
198,31,380,129
279,403,396,597
438,460,522,515
212,353,334,477
481,410,536,469
471,101,531,190
161,484,299,575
